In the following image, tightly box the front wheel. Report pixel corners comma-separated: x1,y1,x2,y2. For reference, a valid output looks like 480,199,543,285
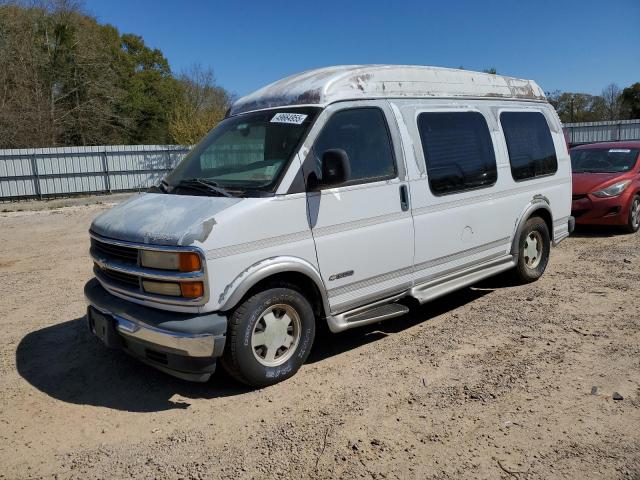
513,216,551,283
624,195,640,233
221,285,316,387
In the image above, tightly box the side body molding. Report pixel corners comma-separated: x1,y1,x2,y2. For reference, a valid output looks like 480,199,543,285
510,197,553,255
217,256,330,315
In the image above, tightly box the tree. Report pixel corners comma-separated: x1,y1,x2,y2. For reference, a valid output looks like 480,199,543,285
482,67,498,75
620,83,640,119
113,34,182,144
0,0,186,148
546,90,607,123
601,83,622,121
169,65,231,145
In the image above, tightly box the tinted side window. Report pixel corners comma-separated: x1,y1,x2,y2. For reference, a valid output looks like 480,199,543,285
500,111,558,181
417,111,497,195
314,108,396,184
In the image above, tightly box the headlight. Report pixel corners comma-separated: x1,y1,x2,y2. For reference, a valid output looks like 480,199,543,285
140,250,202,272
592,180,631,198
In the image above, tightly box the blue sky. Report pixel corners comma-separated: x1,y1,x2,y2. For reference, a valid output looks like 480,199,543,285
84,0,639,98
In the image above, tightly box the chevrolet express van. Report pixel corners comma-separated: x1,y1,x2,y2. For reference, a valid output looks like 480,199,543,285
85,65,574,387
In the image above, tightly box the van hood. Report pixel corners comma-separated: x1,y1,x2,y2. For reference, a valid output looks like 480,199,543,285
572,172,628,195
91,193,242,246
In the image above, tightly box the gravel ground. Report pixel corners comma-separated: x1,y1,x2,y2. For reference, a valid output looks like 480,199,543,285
0,202,639,480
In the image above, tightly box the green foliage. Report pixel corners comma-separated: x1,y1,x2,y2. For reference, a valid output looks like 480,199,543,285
0,1,229,148
620,83,640,120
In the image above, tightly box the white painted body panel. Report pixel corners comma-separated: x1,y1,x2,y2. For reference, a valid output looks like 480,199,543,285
390,99,571,286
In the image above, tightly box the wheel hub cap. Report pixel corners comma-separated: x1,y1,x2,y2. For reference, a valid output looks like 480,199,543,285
251,304,301,367
524,231,543,269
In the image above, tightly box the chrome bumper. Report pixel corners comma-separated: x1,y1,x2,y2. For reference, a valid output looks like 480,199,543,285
89,304,215,357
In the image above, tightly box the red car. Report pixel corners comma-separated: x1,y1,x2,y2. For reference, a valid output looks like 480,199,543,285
570,141,640,233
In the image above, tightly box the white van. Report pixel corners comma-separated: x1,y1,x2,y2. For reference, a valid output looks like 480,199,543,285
85,65,574,386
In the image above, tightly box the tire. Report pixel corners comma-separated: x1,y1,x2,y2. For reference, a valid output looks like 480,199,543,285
221,285,316,387
513,216,551,283
624,195,640,234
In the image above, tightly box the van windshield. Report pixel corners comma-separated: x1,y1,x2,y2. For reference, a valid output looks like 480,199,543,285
570,148,639,173
165,107,320,194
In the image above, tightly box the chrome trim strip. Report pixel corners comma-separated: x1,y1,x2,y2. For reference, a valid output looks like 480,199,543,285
89,304,215,357
91,250,205,282
94,268,207,307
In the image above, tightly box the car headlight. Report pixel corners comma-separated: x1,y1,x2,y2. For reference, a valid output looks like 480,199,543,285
592,180,631,198
140,250,202,272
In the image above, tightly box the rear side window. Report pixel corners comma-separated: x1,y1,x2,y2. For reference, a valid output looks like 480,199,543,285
417,111,497,195
314,108,396,184
500,111,558,181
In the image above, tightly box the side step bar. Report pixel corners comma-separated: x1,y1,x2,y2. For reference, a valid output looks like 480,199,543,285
326,254,517,333
327,297,409,333
411,255,516,304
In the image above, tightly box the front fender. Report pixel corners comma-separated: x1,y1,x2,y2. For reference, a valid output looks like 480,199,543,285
217,256,330,315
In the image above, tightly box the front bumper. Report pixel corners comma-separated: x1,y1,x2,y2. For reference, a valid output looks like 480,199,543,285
571,194,628,226
84,278,227,381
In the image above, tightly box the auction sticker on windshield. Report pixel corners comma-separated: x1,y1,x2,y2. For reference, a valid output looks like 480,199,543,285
271,113,308,124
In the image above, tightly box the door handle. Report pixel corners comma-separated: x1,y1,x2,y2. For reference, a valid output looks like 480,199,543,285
399,184,409,211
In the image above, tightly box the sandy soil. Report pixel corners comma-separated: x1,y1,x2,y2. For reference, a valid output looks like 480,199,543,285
0,202,639,480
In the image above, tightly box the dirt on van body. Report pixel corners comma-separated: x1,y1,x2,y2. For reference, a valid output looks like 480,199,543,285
0,201,639,480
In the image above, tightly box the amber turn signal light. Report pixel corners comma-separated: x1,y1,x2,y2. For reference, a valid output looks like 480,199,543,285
179,252,202,272
180,281,204,298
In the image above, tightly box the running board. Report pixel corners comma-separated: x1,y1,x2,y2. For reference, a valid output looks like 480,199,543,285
411,255,516,304
327,298,409,333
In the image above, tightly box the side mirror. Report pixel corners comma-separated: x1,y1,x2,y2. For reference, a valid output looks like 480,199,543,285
318,149,351,188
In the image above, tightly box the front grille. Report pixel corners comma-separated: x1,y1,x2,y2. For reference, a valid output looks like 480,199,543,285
95,264,140,288
572,194,587,201
89,232,207,305
91,237,138,265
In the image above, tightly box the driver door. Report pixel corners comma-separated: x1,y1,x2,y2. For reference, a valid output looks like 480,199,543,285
303,101,414,314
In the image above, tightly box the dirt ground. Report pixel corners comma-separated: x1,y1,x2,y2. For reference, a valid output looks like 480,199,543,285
0,200,639,480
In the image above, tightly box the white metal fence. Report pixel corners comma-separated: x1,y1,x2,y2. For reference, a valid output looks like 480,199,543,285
563,119,640,146
0,145,190,201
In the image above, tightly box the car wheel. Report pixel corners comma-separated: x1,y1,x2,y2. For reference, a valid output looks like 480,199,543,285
624,195,640,233
221,285,316,387
513,216,551,283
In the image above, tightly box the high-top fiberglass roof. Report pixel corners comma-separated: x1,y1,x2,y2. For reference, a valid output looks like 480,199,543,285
230,65,546,116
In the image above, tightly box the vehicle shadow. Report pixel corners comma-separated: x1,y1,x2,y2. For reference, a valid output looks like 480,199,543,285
307,285,493,364
570,224,625,238
15,317,253,413
16,285,498,412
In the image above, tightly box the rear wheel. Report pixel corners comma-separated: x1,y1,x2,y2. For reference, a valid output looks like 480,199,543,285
221,285,316,387
624,195,640,233
514,217,551,283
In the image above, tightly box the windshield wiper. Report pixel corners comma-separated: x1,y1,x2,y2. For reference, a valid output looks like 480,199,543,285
173,178,232,197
